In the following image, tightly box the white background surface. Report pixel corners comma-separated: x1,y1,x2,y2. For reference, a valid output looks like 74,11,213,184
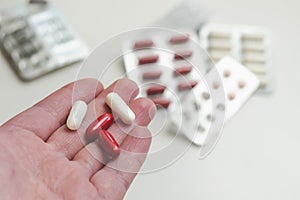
0,0,300,199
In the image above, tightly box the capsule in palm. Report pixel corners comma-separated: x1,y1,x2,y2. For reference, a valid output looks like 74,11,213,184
66,100,88,130
86,113,114,140
98,129,120,160
105,92,135,124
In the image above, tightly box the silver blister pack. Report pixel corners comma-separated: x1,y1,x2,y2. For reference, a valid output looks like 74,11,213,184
0,3,89,81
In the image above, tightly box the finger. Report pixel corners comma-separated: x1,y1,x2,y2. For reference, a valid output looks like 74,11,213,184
47,78,140,159
73,97,156,176
2,79,103,141
90,126,152,200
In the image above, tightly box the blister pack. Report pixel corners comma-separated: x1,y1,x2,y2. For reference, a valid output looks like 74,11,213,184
0,4,89,81
152,0,209,31
122,29,260,155
171,57,260,149
199,23,273,94
122,29,207,111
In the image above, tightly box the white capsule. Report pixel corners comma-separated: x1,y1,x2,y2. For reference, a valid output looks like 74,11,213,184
105,92,135,124
67,100,88,130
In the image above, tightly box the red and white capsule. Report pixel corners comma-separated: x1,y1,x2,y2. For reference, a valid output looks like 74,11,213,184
86,113,114,140
98,129,120,160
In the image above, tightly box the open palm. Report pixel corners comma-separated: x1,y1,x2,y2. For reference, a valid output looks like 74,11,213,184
0,78,155,200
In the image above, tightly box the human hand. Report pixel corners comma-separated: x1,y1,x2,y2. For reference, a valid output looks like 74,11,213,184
0,78,156,200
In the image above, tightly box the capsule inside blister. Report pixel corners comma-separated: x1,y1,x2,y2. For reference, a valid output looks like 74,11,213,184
242,57,266,65
242,39,265,50
243,62,268,75
142,71,162,80
169,34,190,44
255,74,270,88
242,47,265,53
242,34,264,42
208,32,231,40
134,39,154,49
208,45,231,52
208,49,231,61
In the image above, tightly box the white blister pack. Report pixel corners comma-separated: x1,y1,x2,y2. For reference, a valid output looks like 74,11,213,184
199,23,273,94
171,57,260,148
122,29,207,111
0,4,89,81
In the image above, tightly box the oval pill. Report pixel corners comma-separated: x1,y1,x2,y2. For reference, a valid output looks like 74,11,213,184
202,92,210,100
213,81,220,89
98,129,120,160
223,70,231,78
105,92,135,124
86,113,114,140
238,81,246,89
228,92,236,100
66,100,88,130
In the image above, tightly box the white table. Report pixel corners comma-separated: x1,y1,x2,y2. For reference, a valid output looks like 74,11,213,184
1,0,299,199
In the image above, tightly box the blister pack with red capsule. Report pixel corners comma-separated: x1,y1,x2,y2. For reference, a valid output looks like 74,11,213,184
122,29,207,111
